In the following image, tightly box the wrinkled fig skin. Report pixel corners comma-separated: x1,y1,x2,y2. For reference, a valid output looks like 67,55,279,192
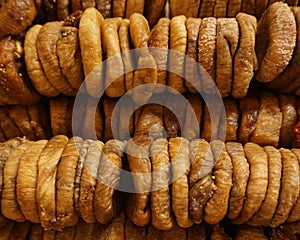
0,0,37,39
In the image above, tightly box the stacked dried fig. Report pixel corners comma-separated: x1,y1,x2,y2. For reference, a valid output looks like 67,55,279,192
1,0,298,41
0,135,300,233
0,37,41,105
257,3,300,95
169,0,298,19
0,89,297,148
0,135,126,231
0,0,167,39
20,4,300,103
24,13,84,98
0,101,51,141
2,217,300,239
46,91,298,148
21,8,260,102
0,216,233,239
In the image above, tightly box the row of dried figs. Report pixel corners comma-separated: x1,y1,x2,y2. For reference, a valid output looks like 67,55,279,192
0,135,300,231
0,100,51,142
6,216,300,239
23,8,257,103
2,217,300,239
169,0,299,19
0,0,162,39
1,0,298,40
1,3,299,105
50,92,299,147
3,215,288,240
1,90,297,148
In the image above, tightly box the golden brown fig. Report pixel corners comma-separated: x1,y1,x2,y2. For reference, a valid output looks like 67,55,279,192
255,2,296,83
169,137,193,228
164,95,186,139
74,139,93,218
148,18,170,93
189,139,214,186
204,140,232,225
118,96,134,140
182,95,202,141
200,97,223,141
168,15,187,94
119,19,134,94
16,140,48,223
0,0,37,39
250,92,282,147
248,146,282,226
189,140,215,223
1,142,31,222
36,135,68,230
94,140,125,224
0,38,40,105
79,8,104,97
223,98,239,142
49,95,69,136
215,18,239,97
79,141,103,223
226,142,249,220
289,148,300,222
266,7,300,93
103,97,119,141
278,94,297,147
270,149,300,227
238,95,260,144
233,143,268,225
27,102,52,140
81,97,103,140
24,25,59,97
0,108,22,139
232,13,257,99
126,136,152,227
57,26,83,91
54,137,83,231
102,18,125,97
150,138,174,230
198,17,217,94
37,22,77,96
185,17,201,93
130,13,157,104
7,105,36,140
135,104,164,139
